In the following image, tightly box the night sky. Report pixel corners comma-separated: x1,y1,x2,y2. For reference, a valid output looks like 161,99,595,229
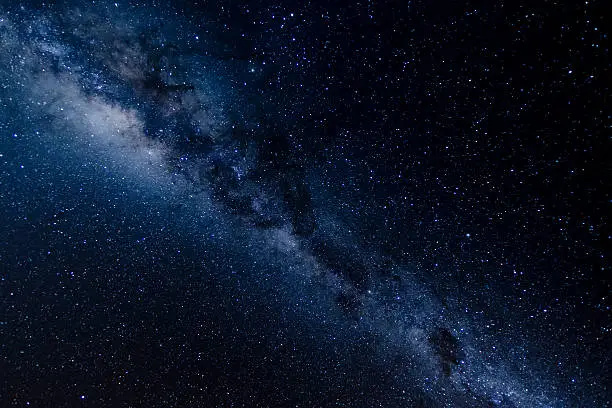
0,0,609,407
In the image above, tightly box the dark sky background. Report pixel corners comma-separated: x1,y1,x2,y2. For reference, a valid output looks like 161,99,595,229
0,0,609,407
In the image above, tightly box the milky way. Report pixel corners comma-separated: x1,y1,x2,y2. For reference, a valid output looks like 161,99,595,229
0,1,609,407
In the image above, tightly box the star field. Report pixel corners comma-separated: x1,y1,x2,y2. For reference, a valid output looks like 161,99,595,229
0,0,609,407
